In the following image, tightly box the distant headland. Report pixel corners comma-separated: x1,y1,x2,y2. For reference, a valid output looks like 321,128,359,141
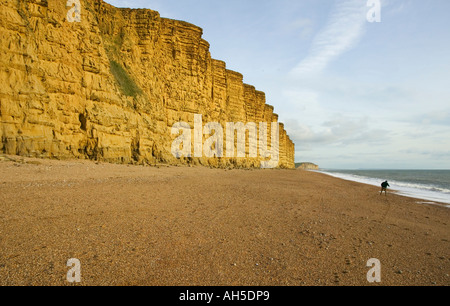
295,162,319,170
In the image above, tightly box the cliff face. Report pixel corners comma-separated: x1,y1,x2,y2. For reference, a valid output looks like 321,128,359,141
0,0,295,168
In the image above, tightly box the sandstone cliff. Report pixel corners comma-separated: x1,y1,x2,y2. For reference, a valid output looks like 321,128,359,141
0,0,295,168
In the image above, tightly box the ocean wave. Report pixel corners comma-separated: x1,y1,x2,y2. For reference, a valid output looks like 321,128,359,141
317,170,450,205
391,181,450,194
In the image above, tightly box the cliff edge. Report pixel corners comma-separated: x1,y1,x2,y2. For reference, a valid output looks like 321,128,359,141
0,0,295,168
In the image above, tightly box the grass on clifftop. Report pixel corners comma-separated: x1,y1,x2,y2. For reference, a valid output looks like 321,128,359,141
109,60,142,98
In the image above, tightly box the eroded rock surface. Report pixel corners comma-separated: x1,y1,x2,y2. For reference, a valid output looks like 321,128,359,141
0,0,295,168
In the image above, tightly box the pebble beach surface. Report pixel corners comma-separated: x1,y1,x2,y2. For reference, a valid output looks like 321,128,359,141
0,156,448,286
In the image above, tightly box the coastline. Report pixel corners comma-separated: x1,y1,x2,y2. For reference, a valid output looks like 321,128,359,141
316,170,450,208
0,156,449,286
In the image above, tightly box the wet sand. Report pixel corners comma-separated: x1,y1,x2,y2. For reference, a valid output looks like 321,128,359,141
0,155,448,286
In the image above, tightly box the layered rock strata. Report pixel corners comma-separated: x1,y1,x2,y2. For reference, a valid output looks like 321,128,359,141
0,0,295,168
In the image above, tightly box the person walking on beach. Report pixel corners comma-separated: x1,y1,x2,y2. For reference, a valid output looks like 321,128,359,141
380,181,390,196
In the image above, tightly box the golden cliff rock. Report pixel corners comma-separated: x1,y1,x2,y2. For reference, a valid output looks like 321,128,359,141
0,0,295,168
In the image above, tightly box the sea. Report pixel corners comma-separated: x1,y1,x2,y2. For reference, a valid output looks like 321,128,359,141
317,169,450,207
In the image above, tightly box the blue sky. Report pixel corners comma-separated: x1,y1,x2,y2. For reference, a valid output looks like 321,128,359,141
105,0,450,169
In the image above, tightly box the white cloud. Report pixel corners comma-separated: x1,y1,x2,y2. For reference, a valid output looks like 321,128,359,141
382,0,411,16
285,113,389,148
417,110,450,126
291,0,367,76
283,17,315,40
